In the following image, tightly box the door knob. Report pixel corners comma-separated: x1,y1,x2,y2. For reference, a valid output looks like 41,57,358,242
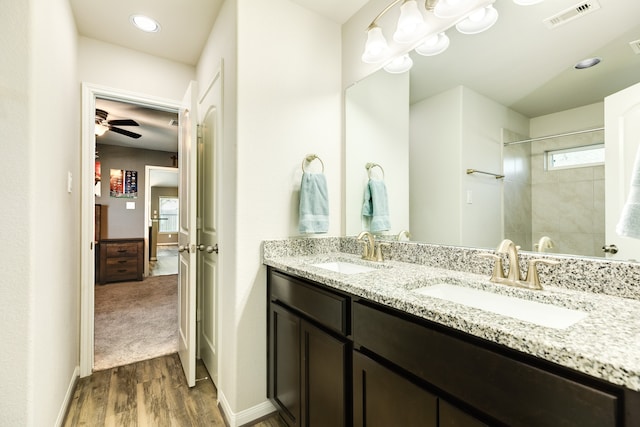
178,245,189,253
602,244,618,254
197,244,218,253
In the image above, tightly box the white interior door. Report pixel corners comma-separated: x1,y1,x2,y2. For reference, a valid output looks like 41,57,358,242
197,67,222,385
605,81,640,261
178,81,198,387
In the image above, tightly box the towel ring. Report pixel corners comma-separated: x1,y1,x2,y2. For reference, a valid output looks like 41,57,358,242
302,154,324,173
365,162,385,179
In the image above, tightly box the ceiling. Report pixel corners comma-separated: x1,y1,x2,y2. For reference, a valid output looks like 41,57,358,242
72,0,640,153
407,0,640,117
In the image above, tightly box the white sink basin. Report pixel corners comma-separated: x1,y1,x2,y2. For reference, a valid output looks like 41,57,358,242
413,284,587,329
311,261,376,275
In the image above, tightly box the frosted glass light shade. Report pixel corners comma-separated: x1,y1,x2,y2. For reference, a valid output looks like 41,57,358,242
414,33,450,56
383,54,413,73
456,6,499,34
434,0,466,19
513,0,543,4
393,0,427,44
362,26,389,63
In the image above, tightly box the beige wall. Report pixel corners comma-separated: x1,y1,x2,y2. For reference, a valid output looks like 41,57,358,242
95,144,176,239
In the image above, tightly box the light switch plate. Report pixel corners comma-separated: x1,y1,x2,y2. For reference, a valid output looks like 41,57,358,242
126,202,136,210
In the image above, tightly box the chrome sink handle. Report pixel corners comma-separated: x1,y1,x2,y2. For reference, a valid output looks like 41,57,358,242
524,259,561,290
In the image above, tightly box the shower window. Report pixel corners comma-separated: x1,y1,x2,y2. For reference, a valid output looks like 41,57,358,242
545,143,604,171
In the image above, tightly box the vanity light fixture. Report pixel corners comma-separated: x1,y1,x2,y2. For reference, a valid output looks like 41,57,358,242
130,14,161,33
362,0,544,73
574,57,601,69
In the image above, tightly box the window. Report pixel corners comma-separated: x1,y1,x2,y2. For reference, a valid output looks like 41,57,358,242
545,143,604,171
159,197,179,233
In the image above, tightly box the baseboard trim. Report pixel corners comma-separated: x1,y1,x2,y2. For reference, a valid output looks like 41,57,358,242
56,365,80,427
218,390,276,427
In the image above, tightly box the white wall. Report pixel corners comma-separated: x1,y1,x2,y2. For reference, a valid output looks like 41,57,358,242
410,86,529,247
235,0,342,418
345,70,410,236
0,1,32,423
78,37,196,101
410,87,463,244
195,0,241,418
530,102,603,137
0,0,80,424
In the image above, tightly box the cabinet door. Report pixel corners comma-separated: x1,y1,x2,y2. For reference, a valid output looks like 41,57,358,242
440,400,488,427
302,320,348,427
353,351,437,427
271,304,301,427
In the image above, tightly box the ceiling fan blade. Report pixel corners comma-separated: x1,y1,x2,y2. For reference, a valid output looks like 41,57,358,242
109,126,142,139
108,119,139,126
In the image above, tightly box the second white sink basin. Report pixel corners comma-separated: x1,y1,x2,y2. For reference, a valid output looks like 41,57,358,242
311,261,376,275
413,283,587,329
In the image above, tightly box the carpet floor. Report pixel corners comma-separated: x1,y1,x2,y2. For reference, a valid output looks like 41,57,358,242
94,274,179,371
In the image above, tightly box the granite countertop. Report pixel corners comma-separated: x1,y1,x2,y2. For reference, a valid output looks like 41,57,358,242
264,251,640,392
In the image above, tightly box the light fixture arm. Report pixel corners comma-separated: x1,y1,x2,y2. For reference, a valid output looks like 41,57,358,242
366,0,404,31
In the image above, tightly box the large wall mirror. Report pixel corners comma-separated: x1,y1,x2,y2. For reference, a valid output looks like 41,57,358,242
345,0,640,259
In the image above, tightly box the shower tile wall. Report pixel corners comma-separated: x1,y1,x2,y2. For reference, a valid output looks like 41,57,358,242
530,129,605,257
503,129,532,251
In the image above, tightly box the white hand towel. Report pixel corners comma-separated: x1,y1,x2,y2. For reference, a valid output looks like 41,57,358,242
617,144,640,239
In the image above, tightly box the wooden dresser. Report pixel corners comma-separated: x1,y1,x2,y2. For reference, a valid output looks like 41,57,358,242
99,238,144,284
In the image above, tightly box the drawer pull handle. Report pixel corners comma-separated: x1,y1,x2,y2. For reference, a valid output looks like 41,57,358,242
117,269,127,273
117,249,127,253
118,260,127,264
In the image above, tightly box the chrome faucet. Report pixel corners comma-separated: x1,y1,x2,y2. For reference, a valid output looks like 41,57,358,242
357,231,376,261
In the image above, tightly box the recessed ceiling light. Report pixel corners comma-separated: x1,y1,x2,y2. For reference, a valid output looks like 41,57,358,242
574,57,601,69
130,14,161,33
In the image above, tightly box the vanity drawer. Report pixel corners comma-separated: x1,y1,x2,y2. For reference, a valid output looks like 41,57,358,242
269,269,349,335
353,301,619,427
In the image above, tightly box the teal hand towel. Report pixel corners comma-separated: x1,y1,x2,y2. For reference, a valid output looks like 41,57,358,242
617,145,640,239
362,179,390,232
299,172,329,234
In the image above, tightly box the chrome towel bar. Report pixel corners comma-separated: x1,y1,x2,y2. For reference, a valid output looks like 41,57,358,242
466,168,505,179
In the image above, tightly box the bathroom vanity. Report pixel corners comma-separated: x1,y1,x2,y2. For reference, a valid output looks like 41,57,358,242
265,240,640,427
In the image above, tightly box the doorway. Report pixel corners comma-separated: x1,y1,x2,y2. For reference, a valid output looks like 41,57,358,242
92,96,180,371
80,84,184,376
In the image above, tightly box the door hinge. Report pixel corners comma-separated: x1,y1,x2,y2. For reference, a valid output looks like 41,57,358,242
197,124,203,141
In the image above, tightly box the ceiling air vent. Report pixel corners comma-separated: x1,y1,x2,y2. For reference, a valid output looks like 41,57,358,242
543,0,601,29
630,39,640,55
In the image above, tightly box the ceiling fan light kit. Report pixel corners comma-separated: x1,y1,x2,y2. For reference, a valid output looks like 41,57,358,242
95,108,142,139
362,0,544,73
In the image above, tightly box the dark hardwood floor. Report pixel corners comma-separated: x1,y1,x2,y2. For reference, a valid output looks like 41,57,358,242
64,353,287,427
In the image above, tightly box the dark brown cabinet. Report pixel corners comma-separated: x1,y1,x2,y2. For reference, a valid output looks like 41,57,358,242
268,268,350,427
99,238,144,283
267,267,640,427
353,300,622,427
353,351,437,427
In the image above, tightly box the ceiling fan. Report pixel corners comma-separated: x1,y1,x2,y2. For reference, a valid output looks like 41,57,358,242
95,108,142,139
